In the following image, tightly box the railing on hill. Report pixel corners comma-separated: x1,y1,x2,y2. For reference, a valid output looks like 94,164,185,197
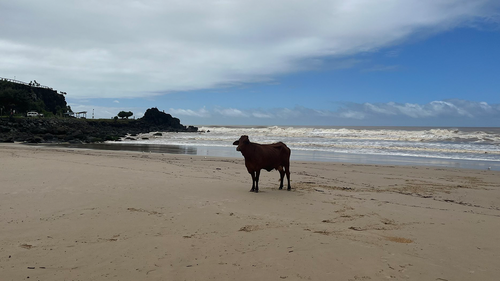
1,77,54,90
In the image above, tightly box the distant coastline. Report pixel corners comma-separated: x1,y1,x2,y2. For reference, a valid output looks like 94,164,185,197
0,108,197,143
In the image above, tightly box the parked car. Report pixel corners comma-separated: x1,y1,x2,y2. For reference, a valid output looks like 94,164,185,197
27,111,42,117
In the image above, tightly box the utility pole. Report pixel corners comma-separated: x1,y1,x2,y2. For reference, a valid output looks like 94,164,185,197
92,109,94,119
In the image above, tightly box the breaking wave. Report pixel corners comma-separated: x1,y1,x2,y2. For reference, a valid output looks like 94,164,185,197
117,126,500,163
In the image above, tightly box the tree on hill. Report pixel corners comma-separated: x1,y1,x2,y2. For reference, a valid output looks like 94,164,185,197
117,111,133,119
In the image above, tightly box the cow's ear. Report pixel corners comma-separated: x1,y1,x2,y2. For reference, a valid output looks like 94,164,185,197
241,135,250,144
233,140,239,145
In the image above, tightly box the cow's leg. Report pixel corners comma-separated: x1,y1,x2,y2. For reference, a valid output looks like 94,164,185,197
278,166,285,190
250,171,256,192
255,170,261,193
285,164,291,191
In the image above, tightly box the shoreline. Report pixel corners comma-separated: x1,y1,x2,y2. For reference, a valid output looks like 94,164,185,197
1,143,500,280
30,141,500,171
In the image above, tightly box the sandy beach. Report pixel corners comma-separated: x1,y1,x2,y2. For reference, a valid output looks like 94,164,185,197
1,143,499,281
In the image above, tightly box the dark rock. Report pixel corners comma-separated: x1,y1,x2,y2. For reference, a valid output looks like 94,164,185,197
0,126,11,133
0,107,198,143
142,107,182,128
1,136,14,143
71,130,85,140
43,133,54,140
27,136,43,143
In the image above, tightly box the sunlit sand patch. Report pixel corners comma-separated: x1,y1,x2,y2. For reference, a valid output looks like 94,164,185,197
384,236,413,243
127,207,161,215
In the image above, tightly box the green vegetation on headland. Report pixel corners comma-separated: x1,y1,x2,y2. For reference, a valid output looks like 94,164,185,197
0,79,197,143
0,78,70,117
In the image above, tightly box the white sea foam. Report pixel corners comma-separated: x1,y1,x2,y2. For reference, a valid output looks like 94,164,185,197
197,126,500,143
117,126,500,163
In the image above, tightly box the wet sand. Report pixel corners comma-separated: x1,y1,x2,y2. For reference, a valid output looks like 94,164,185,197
1,143,499,280
36,142,500,171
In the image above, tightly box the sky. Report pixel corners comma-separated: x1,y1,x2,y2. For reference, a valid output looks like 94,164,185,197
1,0,500,127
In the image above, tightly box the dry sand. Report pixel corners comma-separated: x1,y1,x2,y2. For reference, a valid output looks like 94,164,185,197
1,143,499,281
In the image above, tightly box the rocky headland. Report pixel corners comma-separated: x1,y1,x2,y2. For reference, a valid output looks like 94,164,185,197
0,108,198,143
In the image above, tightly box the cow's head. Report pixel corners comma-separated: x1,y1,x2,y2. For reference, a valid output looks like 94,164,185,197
233,135,250,151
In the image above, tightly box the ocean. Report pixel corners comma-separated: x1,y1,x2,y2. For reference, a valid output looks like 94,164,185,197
61,125,500,171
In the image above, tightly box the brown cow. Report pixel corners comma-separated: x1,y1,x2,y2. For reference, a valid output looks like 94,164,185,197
233,135,291,193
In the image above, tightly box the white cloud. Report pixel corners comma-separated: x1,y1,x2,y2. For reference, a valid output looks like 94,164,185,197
113,100,120,103
169,107,211,118
252,112,274,118
1,0,498,98
341,100,499,120
364,103,397,115
428,101,473,117
215,108,248,117
338,110,366,120
275,108,304,119
168,99,500,125
359,101,479,118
